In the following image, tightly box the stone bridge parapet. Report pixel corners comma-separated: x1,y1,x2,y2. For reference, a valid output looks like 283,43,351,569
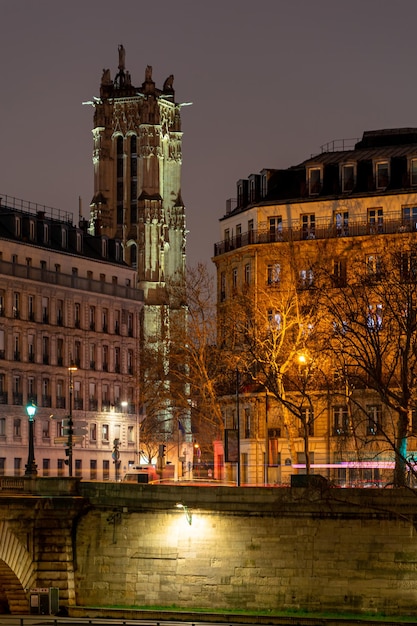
1,478,417,617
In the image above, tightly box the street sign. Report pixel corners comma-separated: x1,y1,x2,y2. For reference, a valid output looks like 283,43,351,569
54,435,84,445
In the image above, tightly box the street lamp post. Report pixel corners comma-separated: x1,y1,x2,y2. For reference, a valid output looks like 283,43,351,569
25,403,37,476
67,365,78,477
236,367,241,487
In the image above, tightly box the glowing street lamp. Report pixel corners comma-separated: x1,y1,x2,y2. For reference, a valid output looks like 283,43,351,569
24,402,37,476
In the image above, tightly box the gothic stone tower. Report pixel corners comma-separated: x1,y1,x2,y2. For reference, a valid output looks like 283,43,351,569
88,46,190,458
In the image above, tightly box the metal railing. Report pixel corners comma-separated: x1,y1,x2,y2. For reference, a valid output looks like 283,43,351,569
0,259,142,302
214,214,417,257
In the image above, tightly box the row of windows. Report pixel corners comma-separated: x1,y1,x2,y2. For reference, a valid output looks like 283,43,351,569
223,206,417,246
224,404,388,441
0,293,135,336
221,249,417,302
0,374,135,412
0,457,133,479
10,216,123,260
0,417,135,445
0,333,135,373
307,158,417,196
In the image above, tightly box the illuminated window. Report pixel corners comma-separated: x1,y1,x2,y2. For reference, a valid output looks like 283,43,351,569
366,304,383,331
367,405,382,435
13,292,20,319
299,268,314,289
368,208,383,232
333,406,349,435
366,254,382,279
301,214,315,239
267,309,281,330
334,210,349,235
102,424,109,442
267,263,281,285
269,216,282,241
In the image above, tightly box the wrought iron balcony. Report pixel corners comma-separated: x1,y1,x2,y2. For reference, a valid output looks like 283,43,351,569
214,213,417,257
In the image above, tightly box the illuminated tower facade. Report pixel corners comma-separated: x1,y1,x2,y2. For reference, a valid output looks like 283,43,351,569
88,46,190,465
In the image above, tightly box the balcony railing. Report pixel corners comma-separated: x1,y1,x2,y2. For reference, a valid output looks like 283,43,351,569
0,259,143,302
214,214,417,257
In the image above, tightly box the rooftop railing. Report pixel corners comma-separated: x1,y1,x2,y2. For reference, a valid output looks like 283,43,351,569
0,193,73,223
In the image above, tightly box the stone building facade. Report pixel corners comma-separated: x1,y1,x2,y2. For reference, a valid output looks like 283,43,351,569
0,195,142,479
213,128,417,485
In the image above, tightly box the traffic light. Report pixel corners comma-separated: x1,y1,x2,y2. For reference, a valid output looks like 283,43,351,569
159,444,166,457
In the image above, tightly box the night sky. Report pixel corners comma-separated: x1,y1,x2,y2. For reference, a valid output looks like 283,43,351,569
2,0,417,268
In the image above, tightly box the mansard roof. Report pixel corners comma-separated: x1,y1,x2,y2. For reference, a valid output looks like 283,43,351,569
224,128,417,217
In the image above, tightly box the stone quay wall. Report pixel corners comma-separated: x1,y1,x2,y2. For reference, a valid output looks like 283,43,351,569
74,482,417,617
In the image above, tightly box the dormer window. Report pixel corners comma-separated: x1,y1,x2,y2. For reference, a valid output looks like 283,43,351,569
43,223,49,244
376,161,389,189
76,231,83,253
237,182,244,207
102,239,108,258
261,173,268,199
29,220,35,241
410,158,417,186
249,179,256,203
308,167,321,195
341,164,355,192
15,217,21,237
61,228,67,248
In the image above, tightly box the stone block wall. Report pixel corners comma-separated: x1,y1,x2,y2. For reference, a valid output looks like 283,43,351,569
74,484,417,616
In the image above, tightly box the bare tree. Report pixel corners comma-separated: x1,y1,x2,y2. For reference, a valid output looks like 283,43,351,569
224,269,325,474
169,264,229,455
317,240,417,486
